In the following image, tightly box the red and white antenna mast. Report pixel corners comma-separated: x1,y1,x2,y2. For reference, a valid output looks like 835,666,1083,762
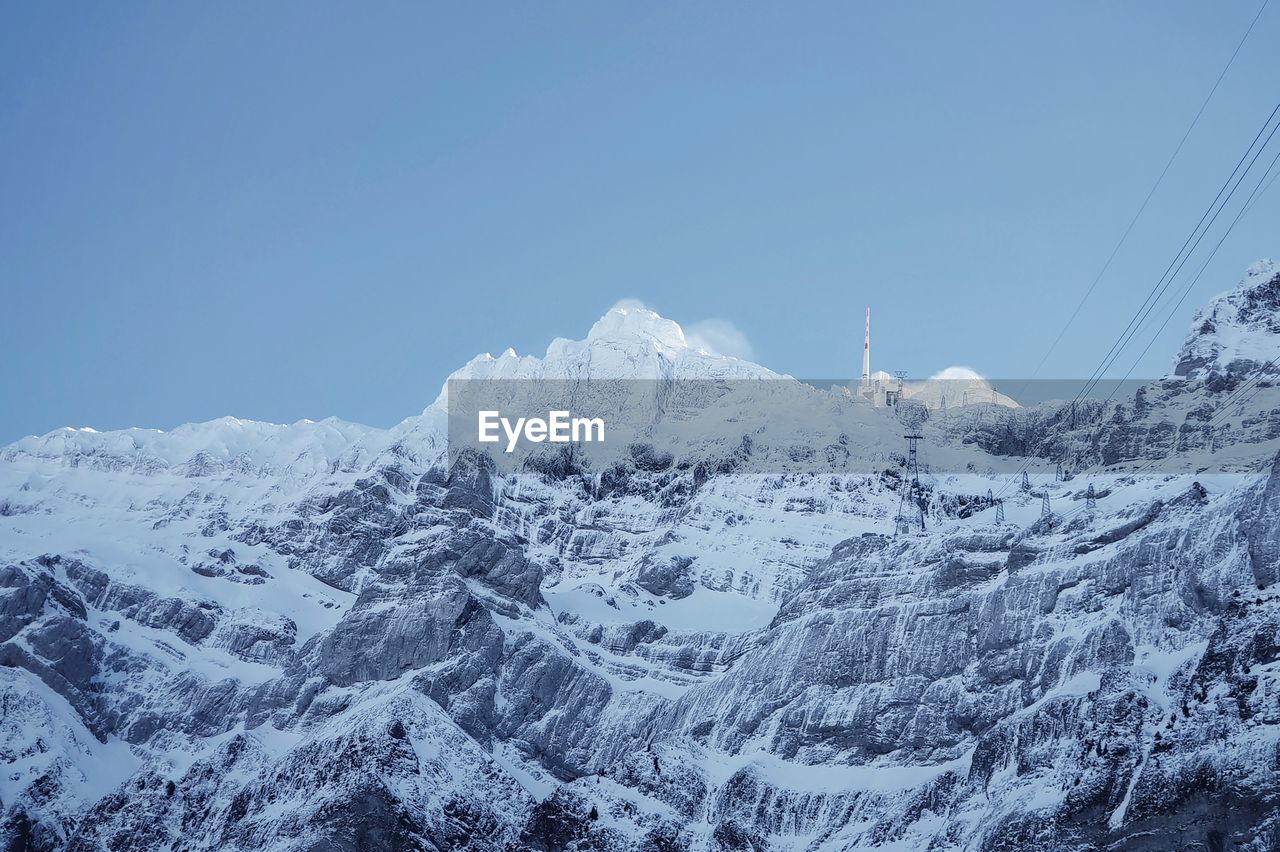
861,307,871,388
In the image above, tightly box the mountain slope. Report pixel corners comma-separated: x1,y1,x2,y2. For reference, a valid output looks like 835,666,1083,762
2,266,1280,850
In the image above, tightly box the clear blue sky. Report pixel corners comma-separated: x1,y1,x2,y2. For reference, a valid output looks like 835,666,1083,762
2,2,1276,442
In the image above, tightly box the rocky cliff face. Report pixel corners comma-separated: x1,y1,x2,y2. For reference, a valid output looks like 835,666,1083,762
2,277,1279,851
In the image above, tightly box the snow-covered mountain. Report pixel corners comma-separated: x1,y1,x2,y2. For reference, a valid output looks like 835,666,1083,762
903,367,1020,412
1177,259,1280,381
2,265,1280,851
436,304,780,388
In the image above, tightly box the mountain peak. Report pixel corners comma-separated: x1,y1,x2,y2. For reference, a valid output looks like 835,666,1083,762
437,305,775,398
1176,259,1280,379
585,304,689,350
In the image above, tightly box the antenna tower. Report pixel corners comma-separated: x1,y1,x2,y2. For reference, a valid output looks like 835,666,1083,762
861,308,871,389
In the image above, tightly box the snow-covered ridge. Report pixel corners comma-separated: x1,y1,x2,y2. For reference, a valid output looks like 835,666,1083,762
1,415,383,478
1176,259,1280,378
426,305,782,413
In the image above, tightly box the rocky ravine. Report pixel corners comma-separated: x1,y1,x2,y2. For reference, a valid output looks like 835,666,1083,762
2,264,1280,851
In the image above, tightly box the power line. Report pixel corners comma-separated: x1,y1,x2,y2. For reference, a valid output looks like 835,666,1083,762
978,2,1275,506
1071,101,1280,408
1019,0,1270,386
1108,139,1280,398
1240,155,1280,218
991,95,1279,505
